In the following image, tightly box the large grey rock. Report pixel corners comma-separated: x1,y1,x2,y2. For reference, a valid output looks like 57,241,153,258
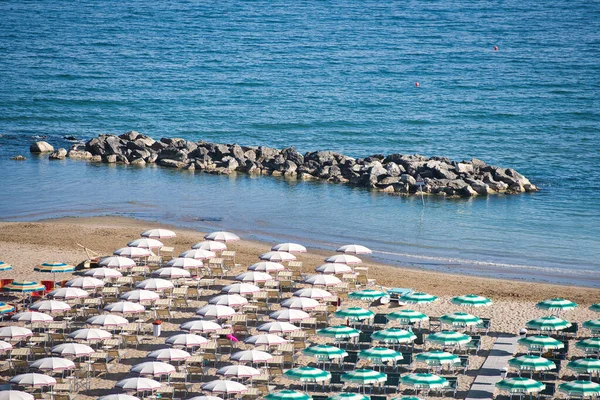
304,151,337,167
157,147,188,162
385,162,404,177
30,141,54,153
158,159,188,169
257,146,279,161
67,149,93,160
49,148,67,160
281,147,304,166
230,144,245,160
131,158,146,166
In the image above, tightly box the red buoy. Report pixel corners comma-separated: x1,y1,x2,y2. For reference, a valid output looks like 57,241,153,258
494,45,498,51
415,82,420,87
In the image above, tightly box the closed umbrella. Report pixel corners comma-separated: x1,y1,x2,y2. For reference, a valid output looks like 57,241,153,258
324,254,362,265
518,335,565,352
496,377,545,396
248,262,285,273
245,334,288,347
222,283,261,295
104,301,146,315
192,241,227,252
98,256,136,270
315,263,352,275
116,377,161,392
141,229,176,239
84,268,123,279
271,243,307,253
265,390,311,400
440,312,482,327
334,307,374,321
113,247,151,258
136,278,174,292
336,244,372,255
51,343,94,358
259,251,296,263
9,373,56,388
451,294,493,308
68,328,111,342
147,348,191,362
179,249,216,260
235,271,273,283
11,311,52,323
87,314,129,327
526,316,571,331
120,289,160,304
293,288,333,300
387,310,429,324
166,333,208,348
47,287,89,299
558,380,600,397
269,309,310,322
30,357,75,372
0,326,33,340
180,320,222,333
151,267,191,279
217,365,261,379
131,361,176,377
30,300,71,314
209,294,249,307
426,331,471,347
201,380,247,395
371,328,417,344
317,326,361,340
280,297,320,310
400,292,438,304
196,305,236,320
204,231,240,242
65,277,105,289
304,274,341,287
257,321,299,334
167,258,204,269
348,289,388,301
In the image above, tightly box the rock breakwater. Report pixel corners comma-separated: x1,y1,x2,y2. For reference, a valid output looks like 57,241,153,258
32,131,538,197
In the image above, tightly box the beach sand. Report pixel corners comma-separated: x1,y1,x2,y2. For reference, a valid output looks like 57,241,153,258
0,216,598,399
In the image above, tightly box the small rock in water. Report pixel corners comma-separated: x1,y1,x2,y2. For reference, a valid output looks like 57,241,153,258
63,135,78,141
49,148,68,160
10,155,26,161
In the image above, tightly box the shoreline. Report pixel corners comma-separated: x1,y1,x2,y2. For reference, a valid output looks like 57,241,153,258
1,215,598,304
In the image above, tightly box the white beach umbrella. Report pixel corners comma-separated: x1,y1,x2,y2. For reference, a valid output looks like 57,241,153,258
201,380,247,394
87,314,129,327
248,262,286,273
269,309,310,322
30,357,75,372
147,348,191,362
0,326,33,340
222,283,261,295
167,257,204,269
304,274,342,287
166,333,209,348
180,320,222,333
315,263,353,275
0,340,13,352
65,277,105,289
141,229,176,239
235,271,273,283
120,289,160,304
324,254,362,264
204,231,240,243
271,243,307,253
293,288,333,300
11,311,53,323
336,244,372,255
30,300,71,313
9,373,56,388
0,391,33,400
179,249,216,260
98,256,136,270
98,396,140,400
51,343,95,358
259,251,297,262
104,301,146,315
128,238,164,249
257,321,300,334
136,278,174,292
188,397,222,400
231,350,273,364
192,241,228,252
280,297,320,310
116,377,161,392
47,287,89,300
151,267,191,279
196,304,236,319
209,294,249,307
113,247,151,258
217,365,261,379
68,328,112,342
245,334,289,347
84,267,123,279
131,361,176,377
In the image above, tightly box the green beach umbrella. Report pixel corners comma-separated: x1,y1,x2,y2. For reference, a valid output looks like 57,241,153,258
303,344,348,360
576,338,600,353
440,312,482,327
3,281,45,293
387,310,429,324
371,328,417,344
583,319,600,332
265,390,311,400
341,369,387,385
426,331,471,347
400,373,448,389
317,325,361,339
284,366,331,382
558,380,600,397
348,289,388,301
525,316,571,331
400,292,438,304
518,335,564,351
508,355,556,373
327,394,368,400
567,358,600,374
333,307,375,321
414,350,460,366
0,262,13,271
0,302,15,314
496,377,545,395
358,347,403,363
536,298,577,312
590,303,600,312
451,294,492,308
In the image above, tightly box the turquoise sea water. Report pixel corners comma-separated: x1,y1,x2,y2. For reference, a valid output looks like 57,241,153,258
0,1,598,287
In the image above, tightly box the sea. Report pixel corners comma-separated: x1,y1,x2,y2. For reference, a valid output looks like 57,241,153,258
0,0,598,287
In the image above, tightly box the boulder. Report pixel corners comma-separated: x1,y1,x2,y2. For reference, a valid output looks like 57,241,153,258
130,158,146,166
157,147,188,162
281,147,304,165
119,131,140,141
385,162,404,177
30,141,54,153
104,155,117,163
158,159,188,169
67,149,93,160
49,148,67,160
257,146,279,161
304,151,337,167
455,162,474,175
230,144,245,160
90,155,102,162
400,174,417,186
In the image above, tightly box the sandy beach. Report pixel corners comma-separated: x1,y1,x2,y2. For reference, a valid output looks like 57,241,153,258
0,216,598,399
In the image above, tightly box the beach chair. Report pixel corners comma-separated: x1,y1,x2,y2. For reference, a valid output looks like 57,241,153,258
561,322,578,338
442,376,458,397
476,317,491,334
343,351,359,369
384,373,401,393
539,382,556,398
464,336,481,354
221,251,237,267
373,313,388,326
457,355,469,374
159,246,174,261
329,371,344,390
397,353,413,370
